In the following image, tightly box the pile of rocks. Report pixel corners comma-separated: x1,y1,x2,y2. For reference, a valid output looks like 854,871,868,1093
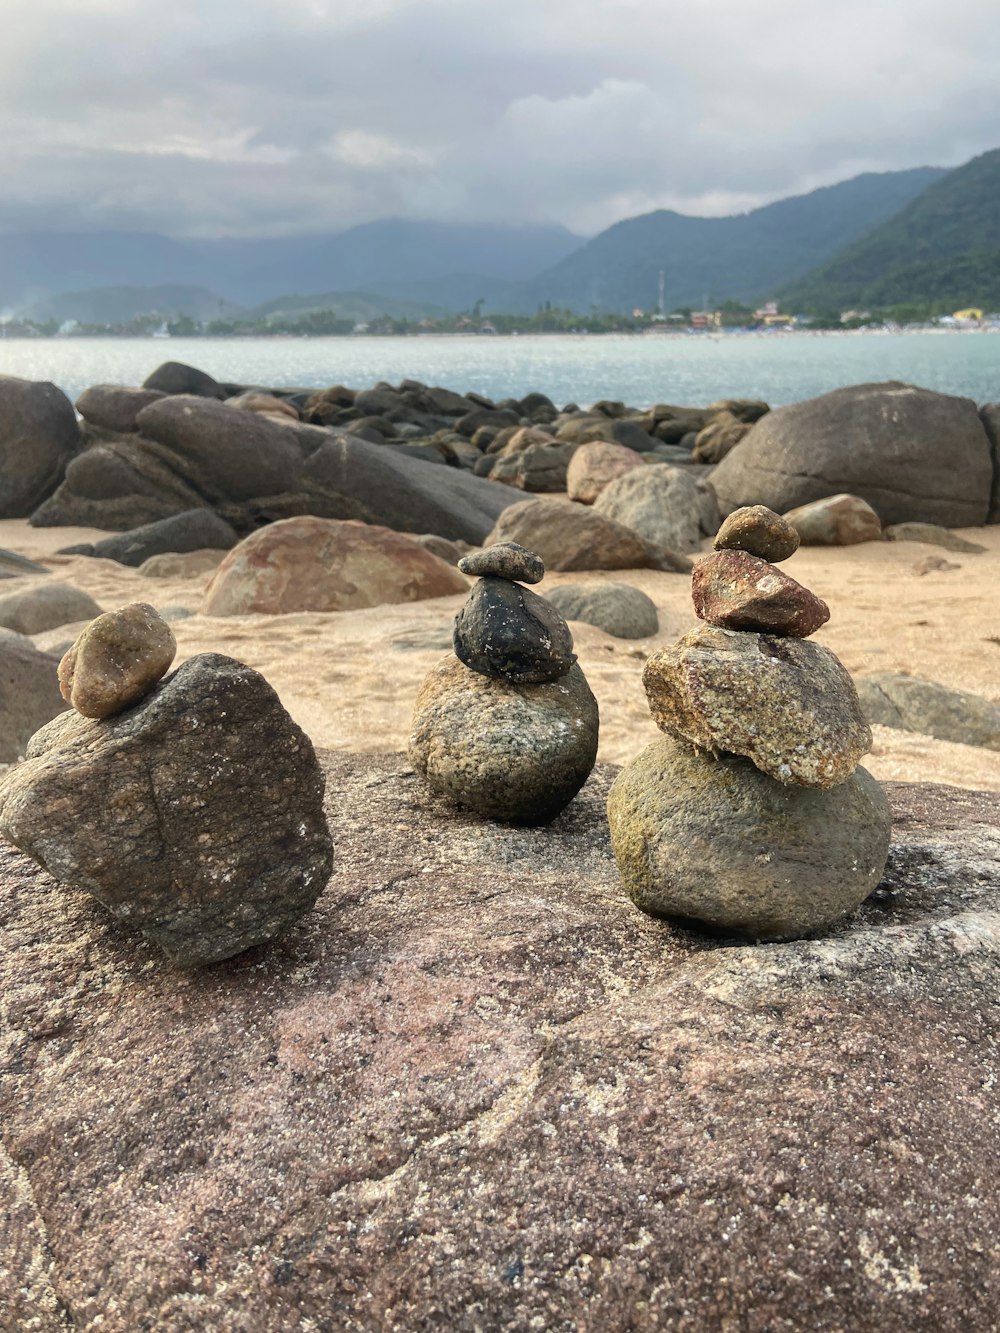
608,505,892,939
0,603,333,965
408,542,599,823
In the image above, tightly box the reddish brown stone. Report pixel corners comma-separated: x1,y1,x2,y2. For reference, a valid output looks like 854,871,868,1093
692,548,830,637
0,756,997,1331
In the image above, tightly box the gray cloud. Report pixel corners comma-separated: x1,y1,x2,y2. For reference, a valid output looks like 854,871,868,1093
0,0,997,237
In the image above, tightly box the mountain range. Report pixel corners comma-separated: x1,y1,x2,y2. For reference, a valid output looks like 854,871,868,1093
782,148,1000,311
2,151,996,323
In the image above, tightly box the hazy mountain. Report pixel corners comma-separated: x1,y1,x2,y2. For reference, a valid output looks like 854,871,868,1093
0,221,583,312
521,167,947,314
247,289,449,323
24,285,242,324
782,149,1000,310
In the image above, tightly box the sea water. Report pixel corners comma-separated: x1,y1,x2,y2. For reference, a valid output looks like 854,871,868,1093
0,330,997,408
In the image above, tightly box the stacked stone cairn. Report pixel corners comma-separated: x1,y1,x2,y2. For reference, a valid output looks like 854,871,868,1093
607,506,892,940
409,542,599,824
0,603,333,966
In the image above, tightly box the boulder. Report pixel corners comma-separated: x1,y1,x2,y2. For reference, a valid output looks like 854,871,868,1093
643,625,872,788
784,494,883,546
883,522,986,553
298,435,521,544
0,654,332,966
75,384,166,433
710,382,993,526
135,396,305,504
137,549,226,579
31,429,208,531
142,361,226,399
0,374,80,518
0,628,66,761
488,442,577,492
0,548,49,579
592,463,704,554
455,407,520,438
63,509,238,567
979,402,1000,523
0,754,997,1330
691,412,751,464
228,393,299,421
0,581,102,635
543,581,659,639
706,398,770,424
408,657,598,823
855,673,1000,751
566,441,644,503
201,517,468,616
486,498,693,573
608,735,890,940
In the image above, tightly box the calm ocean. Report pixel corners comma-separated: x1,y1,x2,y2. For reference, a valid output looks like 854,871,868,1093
1,330,997,408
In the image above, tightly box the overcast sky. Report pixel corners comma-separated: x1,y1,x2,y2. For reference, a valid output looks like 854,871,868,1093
1,0,997,238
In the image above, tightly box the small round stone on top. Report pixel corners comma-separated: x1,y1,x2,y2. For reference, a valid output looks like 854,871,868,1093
458,542,545,585
714,505,800,563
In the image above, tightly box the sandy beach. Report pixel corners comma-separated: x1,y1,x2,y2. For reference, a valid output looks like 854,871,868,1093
4,516,998,793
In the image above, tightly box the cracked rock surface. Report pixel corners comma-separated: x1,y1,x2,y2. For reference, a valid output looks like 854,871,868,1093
0,753,998,1331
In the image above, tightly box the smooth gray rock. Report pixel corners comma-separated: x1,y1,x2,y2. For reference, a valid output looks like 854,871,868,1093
75,384,166,433
711,382,993,526
543,581,659,638
593,464,705,554
0,374,79,518
608,735,891,939
142,361,225,399
856,673,1000,750
63,509,238,567
0,581,102,635
0,628,67,761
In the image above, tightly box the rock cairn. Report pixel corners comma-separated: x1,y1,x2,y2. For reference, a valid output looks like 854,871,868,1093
0,603,332,966
608,506,891,940
409,542,599,824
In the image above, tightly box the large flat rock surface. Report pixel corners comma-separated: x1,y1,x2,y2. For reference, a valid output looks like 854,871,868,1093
1,753,998,1332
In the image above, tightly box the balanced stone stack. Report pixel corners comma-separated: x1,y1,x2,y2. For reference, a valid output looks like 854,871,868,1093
608,505,891,940
0,603,333,966
409,542,599,824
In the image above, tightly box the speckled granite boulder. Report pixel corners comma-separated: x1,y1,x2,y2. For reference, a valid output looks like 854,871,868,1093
0,653,332,965
408,656,598,823
643,625,871,788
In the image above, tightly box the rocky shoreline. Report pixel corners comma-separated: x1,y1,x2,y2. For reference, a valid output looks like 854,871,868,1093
0,360,998,1329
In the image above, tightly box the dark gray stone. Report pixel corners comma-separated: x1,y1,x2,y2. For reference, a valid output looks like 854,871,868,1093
142,361,225,399
457,542,545,584
0,374,79,518
454,578,576,683
711,382,993,526
64,509,239,567
543,581,659,639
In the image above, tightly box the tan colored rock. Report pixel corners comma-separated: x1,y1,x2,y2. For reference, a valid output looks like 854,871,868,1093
692,549,830,637
714,504,800,562
784,493,882,545
565,441,644,504
137,548,226,579
201,516,468,616
608,735,890,939
486,497,692,573
884,522,986,553
58,603,176,720
0,580,103,635
231,393,299,420
643,624,871,788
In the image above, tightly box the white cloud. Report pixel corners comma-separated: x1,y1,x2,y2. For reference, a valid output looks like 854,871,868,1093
0,0,997,236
